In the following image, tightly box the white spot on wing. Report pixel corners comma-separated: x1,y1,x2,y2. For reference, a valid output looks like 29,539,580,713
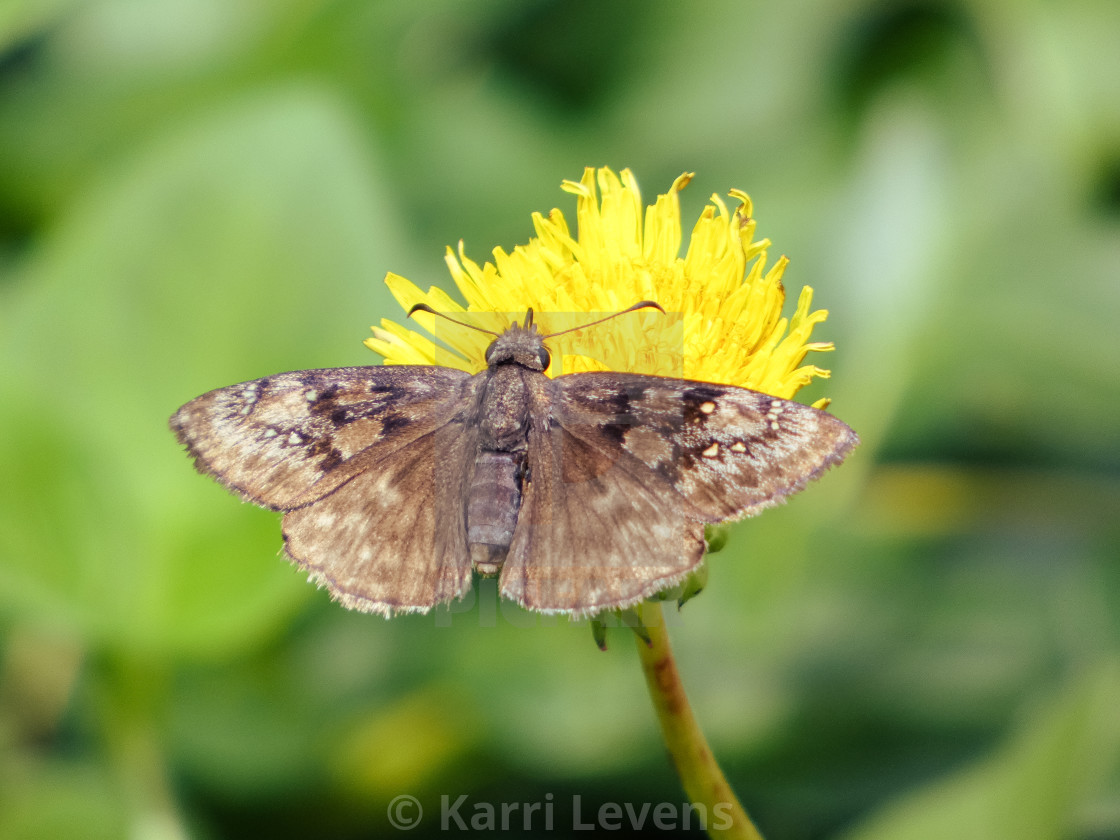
766,399,785,431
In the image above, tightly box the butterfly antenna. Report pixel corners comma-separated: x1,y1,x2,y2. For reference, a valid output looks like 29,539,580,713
407,304,501,337
542,301,664,339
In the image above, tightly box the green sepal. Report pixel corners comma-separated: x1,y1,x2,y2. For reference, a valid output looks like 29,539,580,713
589,606,652,650
649,561,708,609
675,562,708,608
620,608,651,645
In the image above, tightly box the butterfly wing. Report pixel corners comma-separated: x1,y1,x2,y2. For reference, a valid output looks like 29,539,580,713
499,372,858,615
499,376,708,615
171,365,481,614
282,418,479,615
557,372,859,520
171,366,473,509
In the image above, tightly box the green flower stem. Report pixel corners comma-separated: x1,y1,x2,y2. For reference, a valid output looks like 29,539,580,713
636,601,765,840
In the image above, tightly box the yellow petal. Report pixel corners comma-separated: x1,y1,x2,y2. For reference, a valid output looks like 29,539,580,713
368,167,837,399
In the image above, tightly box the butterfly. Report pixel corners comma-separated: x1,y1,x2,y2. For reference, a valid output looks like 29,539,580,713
170,302,858,617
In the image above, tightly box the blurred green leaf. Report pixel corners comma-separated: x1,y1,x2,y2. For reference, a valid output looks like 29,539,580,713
839,664,1120,840
1,82,408,659
0,758,126,840
0,0,75,54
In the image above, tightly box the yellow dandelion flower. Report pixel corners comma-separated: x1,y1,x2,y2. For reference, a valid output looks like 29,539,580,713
365,167,834,404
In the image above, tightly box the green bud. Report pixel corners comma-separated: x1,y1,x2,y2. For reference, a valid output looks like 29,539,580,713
704,523,730,554
590,616,609,650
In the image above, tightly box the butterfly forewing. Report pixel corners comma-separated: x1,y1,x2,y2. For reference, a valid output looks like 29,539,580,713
170,366,472,510
556,372,859,521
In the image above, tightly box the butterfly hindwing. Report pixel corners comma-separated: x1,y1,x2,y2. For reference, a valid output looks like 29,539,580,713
282,419,479,615
170,366,473,510
499,376,707,615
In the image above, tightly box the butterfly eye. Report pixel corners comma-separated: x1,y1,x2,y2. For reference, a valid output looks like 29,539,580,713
537,347,551,371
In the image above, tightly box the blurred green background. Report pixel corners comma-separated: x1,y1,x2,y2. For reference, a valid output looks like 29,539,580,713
2,1,1118,838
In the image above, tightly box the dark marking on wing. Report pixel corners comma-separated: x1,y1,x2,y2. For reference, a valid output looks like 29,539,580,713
379,411,412,437
598,423,628,447
308,438,345,472
682,385,723,425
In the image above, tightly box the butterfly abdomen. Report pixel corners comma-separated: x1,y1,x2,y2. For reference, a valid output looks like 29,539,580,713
467,450,524,575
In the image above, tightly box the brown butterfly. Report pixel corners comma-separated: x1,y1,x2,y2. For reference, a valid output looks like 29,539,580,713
170,303,858,617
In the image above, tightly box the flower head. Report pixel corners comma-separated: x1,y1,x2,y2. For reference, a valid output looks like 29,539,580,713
366,167,834,403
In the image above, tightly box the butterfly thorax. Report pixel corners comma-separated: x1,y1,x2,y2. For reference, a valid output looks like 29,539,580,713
477,364,534,453
477,321,552,452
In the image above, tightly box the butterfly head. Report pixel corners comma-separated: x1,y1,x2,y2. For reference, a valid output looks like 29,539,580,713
484,310,551,372
406,301,666,375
